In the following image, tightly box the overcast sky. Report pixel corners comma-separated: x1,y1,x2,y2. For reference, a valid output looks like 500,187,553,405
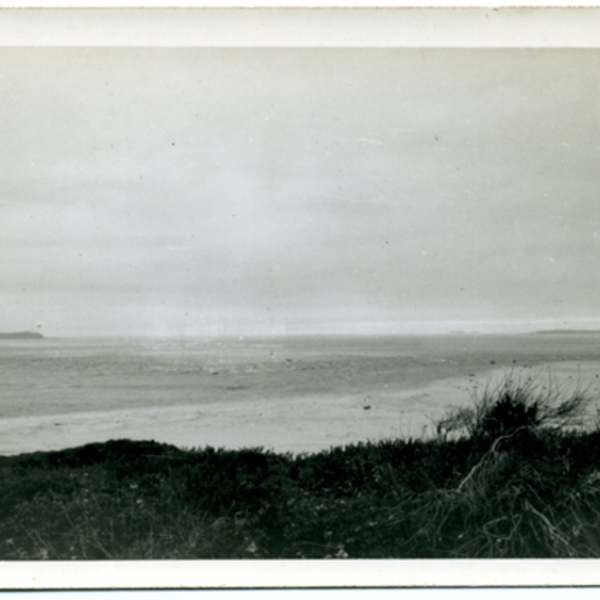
1,48,600,337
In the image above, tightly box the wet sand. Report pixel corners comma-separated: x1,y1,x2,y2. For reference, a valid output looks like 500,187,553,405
2,360,599,456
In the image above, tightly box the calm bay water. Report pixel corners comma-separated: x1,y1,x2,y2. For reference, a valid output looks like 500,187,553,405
1,333,600,421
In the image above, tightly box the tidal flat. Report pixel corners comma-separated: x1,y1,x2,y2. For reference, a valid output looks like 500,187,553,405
2,333,600,455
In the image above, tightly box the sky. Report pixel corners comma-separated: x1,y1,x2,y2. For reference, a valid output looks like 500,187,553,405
1,47,600,337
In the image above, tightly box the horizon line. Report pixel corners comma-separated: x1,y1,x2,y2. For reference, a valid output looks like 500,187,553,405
13,329,600,340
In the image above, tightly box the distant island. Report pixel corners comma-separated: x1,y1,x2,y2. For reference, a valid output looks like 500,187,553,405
0,332,44,340
534,329,600,335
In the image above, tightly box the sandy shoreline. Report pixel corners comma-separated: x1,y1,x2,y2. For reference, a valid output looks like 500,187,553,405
0,389,451,456
2,360,600,456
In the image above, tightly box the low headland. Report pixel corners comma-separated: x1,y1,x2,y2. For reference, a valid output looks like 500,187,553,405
2,376,600,559
534,329,600,335
0,331,44,340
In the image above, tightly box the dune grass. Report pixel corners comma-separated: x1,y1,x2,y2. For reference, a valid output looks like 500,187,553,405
2,376,600,559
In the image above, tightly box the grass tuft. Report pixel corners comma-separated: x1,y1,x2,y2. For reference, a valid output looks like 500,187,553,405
436,374,590,441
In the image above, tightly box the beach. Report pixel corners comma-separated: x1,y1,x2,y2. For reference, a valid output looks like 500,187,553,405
2,358,599,456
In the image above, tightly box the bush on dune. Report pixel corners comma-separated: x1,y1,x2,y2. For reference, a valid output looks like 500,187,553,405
417,376,599,557
437,375,590,440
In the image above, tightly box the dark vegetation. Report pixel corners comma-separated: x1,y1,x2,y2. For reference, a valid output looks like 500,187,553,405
0,331,43,340
2,378,600,559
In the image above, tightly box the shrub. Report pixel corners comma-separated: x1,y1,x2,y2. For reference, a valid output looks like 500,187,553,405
436,375,590,442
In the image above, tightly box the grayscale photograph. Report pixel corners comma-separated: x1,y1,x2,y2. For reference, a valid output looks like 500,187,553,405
2,38,600,561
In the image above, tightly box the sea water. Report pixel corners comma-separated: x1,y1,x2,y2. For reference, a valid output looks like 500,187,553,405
1,333,600,422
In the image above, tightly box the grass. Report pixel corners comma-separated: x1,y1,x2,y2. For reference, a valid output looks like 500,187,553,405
2,376,600,559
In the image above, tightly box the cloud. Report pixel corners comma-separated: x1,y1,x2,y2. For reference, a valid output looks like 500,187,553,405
1,48,600,335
